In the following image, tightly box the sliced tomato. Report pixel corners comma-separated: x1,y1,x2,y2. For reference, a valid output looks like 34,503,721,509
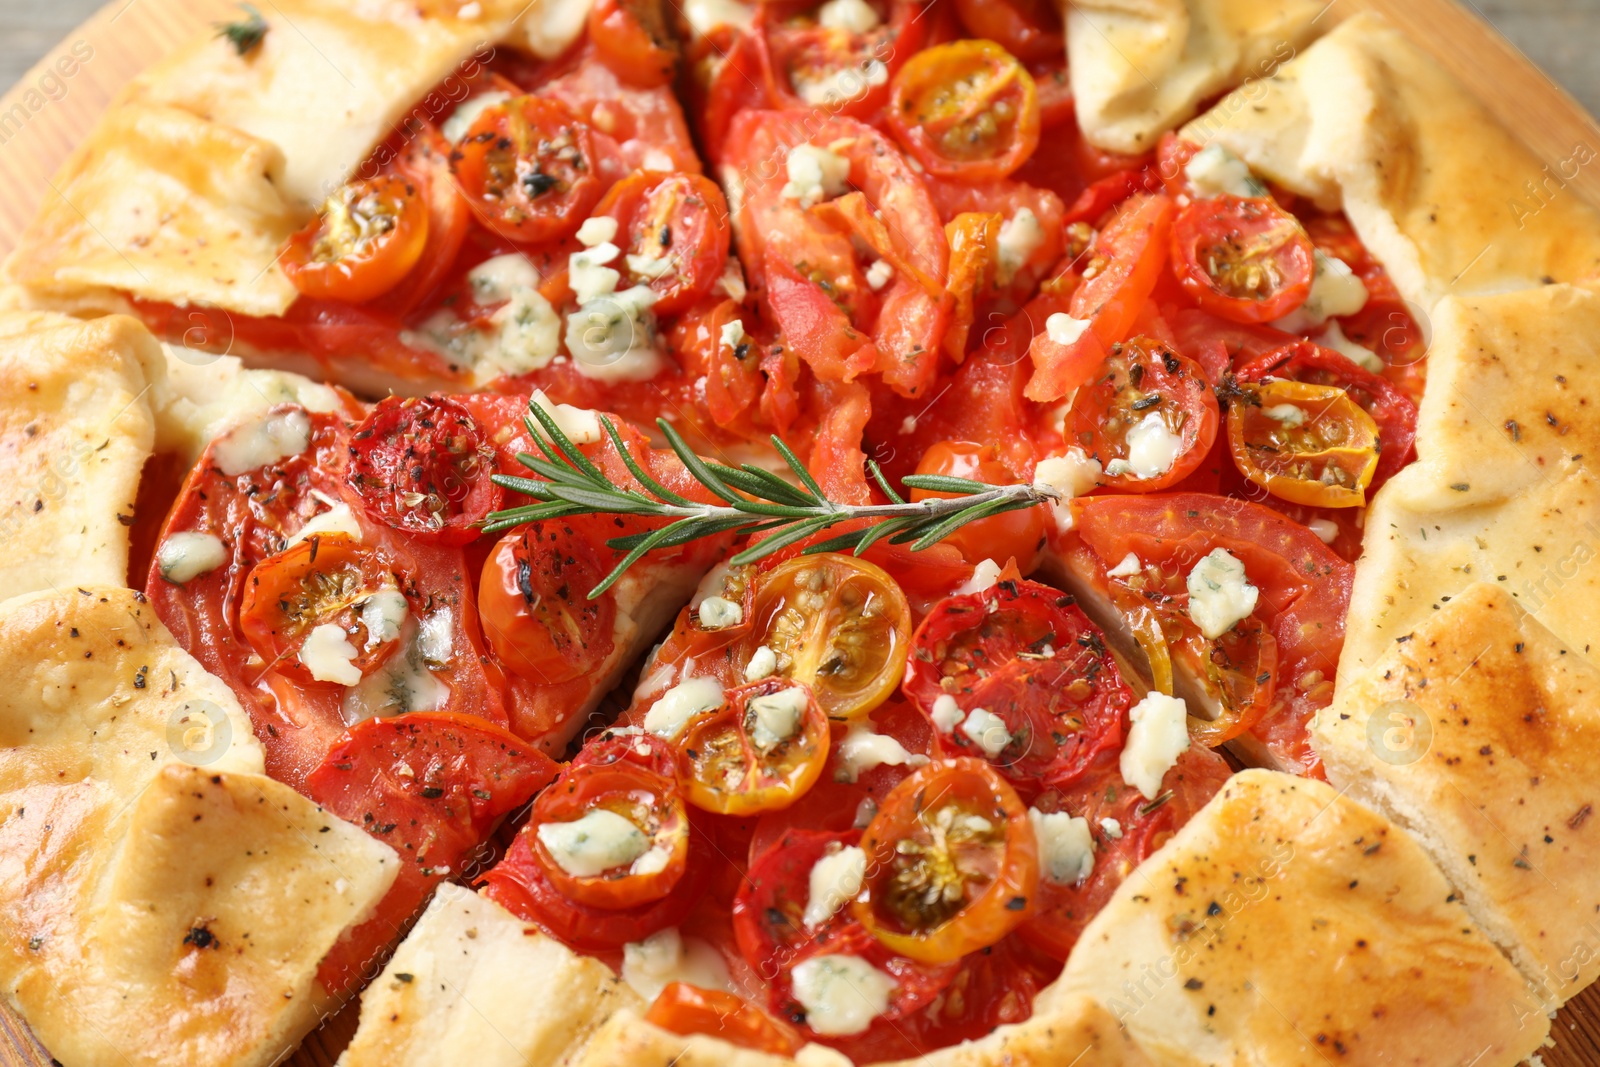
887,41,1040,183
679,679,831,815
1026,193,1176,402
1171,196,1314,324
307,712,559,994
1226,378,1381,507
450,95,605,244
346,395,500,546
908,441,1045,571
281,175,429,304
941,211,1001,361
645,984,805,1056
478,521,619,686
237,533,404,685
903,577,1131,797
760,0,923,118
1168,306,1299,383
372,125,472,315
1070,336,1219,492
685,24,769,166
953,0,1062,62
590,0,677,87
764,249,878,383
591,172,731,315
853,759,1037,963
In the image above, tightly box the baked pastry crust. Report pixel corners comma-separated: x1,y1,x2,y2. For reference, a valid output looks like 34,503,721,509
1316,582,1600,1010
0,587,397,1067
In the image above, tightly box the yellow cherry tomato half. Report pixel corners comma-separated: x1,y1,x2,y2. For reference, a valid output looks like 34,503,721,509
1227,379,1381,507
887,40,1040,182
679,679,831,816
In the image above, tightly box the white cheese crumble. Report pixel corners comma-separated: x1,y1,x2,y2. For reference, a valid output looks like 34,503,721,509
626,252,676,280
644,677,726,739
681,0,754,38
1262,403,1307,427
746,645,778,681
576,215,619,248
1034,448,1103,533
287,503,363,546
1106,551,1142,578
804,845,867,929
1100,817,1124,839
790,955,898,1036
569,242,623,305
930,694,964,734
698,595,744,629
621,928,732,1001
538,808,649,877
720,318,747,351
817,0,880,32
359,589,409,649
835,724,927,783
1184,143,1268,199
782,143,852,208
469,253,540,303
794,59,888,106
213,409,312,477
641,149,676,172
530,389,603,445
156,531,227,584
997,207,1044,282
960,707,1012,759
300,623,362,686
1029,808,1095,885
1308,518,1340,544
864,259,894,291
1273,249,1369,332
747,686,808,753
1105,413,1182,480
954,558,1003,596
566,285,666,384
441,91,510,144
1120,691,1191,799
1316,319,1384,373
340,615,449,724
1046,313,1091,346
1186,548,1260,639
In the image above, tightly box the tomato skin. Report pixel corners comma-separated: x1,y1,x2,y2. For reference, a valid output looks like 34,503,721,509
645,984,805,1056
764,249,879,383
591,172,731,315
477,522,618,686
910,441,1045,571
590,0,677,87
370,125,472,316
346,395,501,546
281,175,430,304
679,680,832,816
1171,196,1315,324
1070,337,1220,493
953,0,1062,61
306,712,559,993
887,41,1041,183
450,96,605,244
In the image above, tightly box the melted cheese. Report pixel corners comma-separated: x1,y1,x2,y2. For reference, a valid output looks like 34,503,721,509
644,677,726,739
621,928,732,1001
287,503,363,546
960,707,1012,758
300,624,361,686
747,686,808,753
155,532,227,584
791,956,897,1036
537,809,649,877
212,408,311,477
835,725,927,783
803,845,867,929
1030,808,1095,885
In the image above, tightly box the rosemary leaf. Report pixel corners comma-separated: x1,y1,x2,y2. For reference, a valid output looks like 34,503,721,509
524,403,609,484
655,419,741,504
601,417,695,507
731,515,847,566
866,459,906,505
901,473,995,495
908,496,1032,550
769,435,829,501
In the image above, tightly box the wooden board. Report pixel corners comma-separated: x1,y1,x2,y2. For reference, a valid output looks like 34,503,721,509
1,1,1599,1065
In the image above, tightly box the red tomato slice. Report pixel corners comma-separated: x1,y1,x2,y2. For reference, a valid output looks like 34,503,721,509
346,395,501,546
306,712,559,994
520,46,701,175
1168,306,1299,383
1026,193,1176,402
763,248,878,382
589,0,678,88
1171,196,1315,324
450,95,605,244
1070,336,1219,492
370,125,472,316
590,171,731,315
670,300,763,429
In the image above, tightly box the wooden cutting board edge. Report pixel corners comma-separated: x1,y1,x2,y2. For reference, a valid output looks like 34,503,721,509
0,0,1598,1065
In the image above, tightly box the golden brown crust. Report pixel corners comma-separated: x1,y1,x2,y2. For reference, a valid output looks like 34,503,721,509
1057,769,1548,1067
0,587,397,1067
1316,583,1600,1009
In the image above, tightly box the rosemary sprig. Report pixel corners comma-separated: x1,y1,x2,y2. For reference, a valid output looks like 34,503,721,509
217,4,268,57
484,401,1061,599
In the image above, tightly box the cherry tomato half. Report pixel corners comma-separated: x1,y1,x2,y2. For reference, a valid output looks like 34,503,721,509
238,533,403,685
1171,196,1314,324
888,41,1040,183
909,441,1045,571
1071,336,1219,492
591,171,731,315
589,0,677,88
450,96,604,244
478,521,618,686
346,395,501,545
281,174,429,304
1226,378,1381,508
645,983,805,1056
679,679,831,816
853,759,1039,963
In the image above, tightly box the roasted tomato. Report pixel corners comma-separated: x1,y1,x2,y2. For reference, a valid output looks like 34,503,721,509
1226,378,1381,507
281,174,429,303
761,0,923,118
346,395,500,546
590,171,731,315
237,534,405,686
589,0,677,88
679,679,831,816
853,759,1038,963
887,41,1040,183
953,0,1062,62
1071,337,1219,492
477,521,618,686
645,984,804,1056
908,440,1045,571
741,553,912,721
450,95,604,243
903,577,1132,796
1171,196,1315,324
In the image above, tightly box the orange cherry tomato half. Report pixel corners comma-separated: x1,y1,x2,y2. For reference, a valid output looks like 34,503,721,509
853,758,1038,964
888,41,1040,183
1171,196,1315,324
528,737,689,910
237,533,404,685
281,174,429,303
450,95,604,244
589,0,678,88
645,983,805,1057
591,171,732,316
1225,378,1381,508
478,521,618,685
742,553,912,722
679,679,831,816
909,440,1045,571
1071,336,1219,492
